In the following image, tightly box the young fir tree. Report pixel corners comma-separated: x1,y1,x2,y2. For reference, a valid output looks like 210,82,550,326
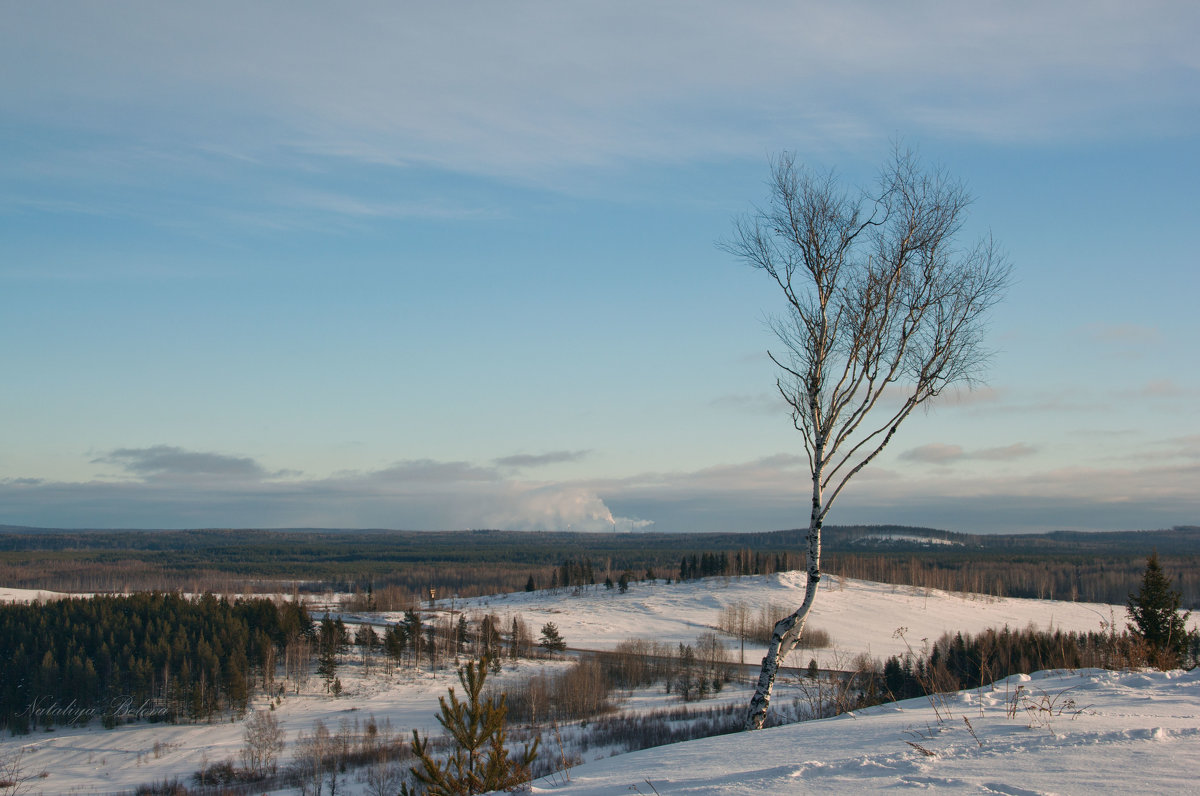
402,659,537,795
1127,552,1194,667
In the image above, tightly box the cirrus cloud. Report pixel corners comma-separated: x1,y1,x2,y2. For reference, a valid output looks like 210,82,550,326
900,442,1037,465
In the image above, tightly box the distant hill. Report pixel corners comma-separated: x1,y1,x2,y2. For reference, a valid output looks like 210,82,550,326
2,522,1198,555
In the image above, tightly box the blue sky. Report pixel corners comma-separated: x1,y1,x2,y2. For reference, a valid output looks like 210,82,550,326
1,1,1197,533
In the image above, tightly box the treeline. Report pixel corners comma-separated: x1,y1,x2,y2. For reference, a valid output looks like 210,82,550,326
0,558,564,605
0,593,312,733
879,625,1196,703
826,552,1200,608
677,549,797,580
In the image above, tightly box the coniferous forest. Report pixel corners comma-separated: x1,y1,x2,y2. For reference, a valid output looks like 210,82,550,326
0,593,311,733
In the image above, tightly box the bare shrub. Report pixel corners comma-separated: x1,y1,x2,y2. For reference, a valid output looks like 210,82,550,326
0,747,32,796
788,651,882,723
596,639,676,688
293,719,335,796
578,702,743,755
365,757,404,796
504,658,614,724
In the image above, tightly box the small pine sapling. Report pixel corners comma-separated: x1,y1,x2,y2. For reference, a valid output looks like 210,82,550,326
403,659,538,795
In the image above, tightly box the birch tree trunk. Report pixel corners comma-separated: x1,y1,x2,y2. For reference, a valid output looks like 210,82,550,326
746,460,823,729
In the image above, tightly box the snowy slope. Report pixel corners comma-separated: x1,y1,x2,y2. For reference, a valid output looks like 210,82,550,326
445,573,1136,669
537,668,1200,795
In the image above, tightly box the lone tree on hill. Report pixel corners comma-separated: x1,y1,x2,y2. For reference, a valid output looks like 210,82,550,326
722,146,1010,729
1127,552,1194,667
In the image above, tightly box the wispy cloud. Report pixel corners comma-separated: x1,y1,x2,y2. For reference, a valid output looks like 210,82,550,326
986,390,1108,415
4,2,1196,184
934,386,1005,409
494,450,590,469
900,442,1037,465
286,189,503,222
1126,379,1189,399
92,445,273,481
899,443,965,465
1140,435,1200,463
1075,323,1166,361
369,459,501,484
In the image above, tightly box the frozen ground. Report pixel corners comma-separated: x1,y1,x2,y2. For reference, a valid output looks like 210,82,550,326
1,573,1196,794
539,667,1200,795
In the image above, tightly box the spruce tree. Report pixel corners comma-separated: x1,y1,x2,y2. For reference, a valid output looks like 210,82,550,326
1127,552,1193,667
538,622,566,655
317,614,339,690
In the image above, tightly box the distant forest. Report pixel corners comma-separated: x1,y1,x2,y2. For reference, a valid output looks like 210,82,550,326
1,524,1197,609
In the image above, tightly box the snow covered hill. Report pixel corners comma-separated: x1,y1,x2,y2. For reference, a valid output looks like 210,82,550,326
538,667,1200,795
443,572,1133,669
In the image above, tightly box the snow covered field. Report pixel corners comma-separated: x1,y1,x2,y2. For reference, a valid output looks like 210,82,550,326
1,573,1197,794
0,587,72,604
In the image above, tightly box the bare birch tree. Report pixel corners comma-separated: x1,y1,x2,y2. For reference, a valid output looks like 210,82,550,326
723,147,1009,730
242,709,286,779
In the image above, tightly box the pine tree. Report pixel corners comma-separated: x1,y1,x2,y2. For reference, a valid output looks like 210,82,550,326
402,659,537,795
1127,552,1194,667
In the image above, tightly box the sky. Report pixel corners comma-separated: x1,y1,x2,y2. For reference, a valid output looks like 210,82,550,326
1,1,1197,534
